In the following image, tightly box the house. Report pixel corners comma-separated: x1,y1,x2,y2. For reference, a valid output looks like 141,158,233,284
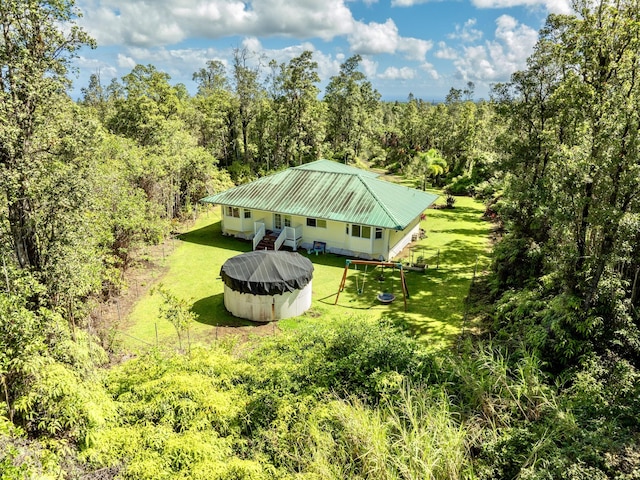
200,160,438,261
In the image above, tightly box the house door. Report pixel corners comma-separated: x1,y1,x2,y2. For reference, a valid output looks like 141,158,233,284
274,214,291,231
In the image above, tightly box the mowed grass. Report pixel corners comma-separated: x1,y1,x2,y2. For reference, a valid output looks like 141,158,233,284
121,194,491,352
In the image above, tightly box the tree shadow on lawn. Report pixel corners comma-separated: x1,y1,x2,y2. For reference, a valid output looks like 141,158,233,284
435,239,490,266
192,293,257,327
428,205,486,224
432,227,492,237
177,220,252,253
383,268,473,348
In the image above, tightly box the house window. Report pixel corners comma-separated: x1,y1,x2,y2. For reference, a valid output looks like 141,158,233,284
351,224,371,239
226,206,240,218
275,214,291,229
244,209,252,219
307,218,326,228
375,228,383,239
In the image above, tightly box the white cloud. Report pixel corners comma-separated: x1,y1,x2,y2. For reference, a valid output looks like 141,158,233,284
452,14,538,82
390,0,431,6
78,0,355,47
348,19,399,55
448,19,483,43
379,66,416,80
348,19,432,61
117,53,137,69
420,62,439,80
398,37,433,61
241,37,263,53
392,0,571,13
75,56,118,80
471,0,571,14
360,57,379,78
435,41,458,60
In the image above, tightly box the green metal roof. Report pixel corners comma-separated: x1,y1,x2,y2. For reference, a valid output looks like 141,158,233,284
201,159,438,230
295,159,380,178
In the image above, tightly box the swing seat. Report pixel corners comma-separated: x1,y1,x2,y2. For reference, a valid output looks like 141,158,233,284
377,292,395,304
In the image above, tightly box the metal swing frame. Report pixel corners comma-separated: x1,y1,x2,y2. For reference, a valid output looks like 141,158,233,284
335,259,409,311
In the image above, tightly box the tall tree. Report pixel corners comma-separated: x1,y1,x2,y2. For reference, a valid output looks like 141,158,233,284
324,55,381,164
193,59,229,94
493,0,640,362
108,64,182,146
267,51,323,167
191,60,239,167
0,0,94,270
232,47,263,166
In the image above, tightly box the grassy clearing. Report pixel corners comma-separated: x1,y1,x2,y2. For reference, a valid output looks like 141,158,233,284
120,194,491,352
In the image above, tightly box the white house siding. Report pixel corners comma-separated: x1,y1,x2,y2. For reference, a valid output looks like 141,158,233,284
303,219,346,248
218,205,422,260
220,206,260,239
372,234,388,261
387,217,421,260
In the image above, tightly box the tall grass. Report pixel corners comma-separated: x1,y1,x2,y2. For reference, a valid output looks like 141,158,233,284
289,385,472,480
385,386,470,480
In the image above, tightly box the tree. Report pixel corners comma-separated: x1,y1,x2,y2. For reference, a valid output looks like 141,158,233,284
191,60,238,167
107,64,182,146
81,71,110,122
266,51,323,167
193,59,229,94
232,47,264,166
493,0,640,363
324,55,381,163
406,148,447,190
154,285,196,352
0,0,94,270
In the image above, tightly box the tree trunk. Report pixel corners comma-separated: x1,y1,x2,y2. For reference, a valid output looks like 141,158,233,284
7,194,40,270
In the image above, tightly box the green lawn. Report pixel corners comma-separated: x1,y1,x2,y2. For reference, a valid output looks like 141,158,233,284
120,194,491,352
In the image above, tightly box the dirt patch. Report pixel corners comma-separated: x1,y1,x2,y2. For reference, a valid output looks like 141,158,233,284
202,322,281,344
90,240,175,350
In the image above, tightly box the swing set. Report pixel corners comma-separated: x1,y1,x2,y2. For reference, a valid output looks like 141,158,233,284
334,259,409,311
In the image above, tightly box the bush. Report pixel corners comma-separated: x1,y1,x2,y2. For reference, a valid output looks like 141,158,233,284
490,234,545,293
245,317,435,403
445,174,475,196
446,194,456,208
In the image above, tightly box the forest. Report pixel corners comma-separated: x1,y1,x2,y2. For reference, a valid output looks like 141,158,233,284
1,0,640,478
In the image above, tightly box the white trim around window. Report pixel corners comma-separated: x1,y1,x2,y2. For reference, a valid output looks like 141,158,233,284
306,217,327,228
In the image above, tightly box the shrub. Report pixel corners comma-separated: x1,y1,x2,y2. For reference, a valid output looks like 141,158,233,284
446,174,475,196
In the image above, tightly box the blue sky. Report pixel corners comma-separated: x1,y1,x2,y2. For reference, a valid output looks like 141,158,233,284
72,0,572,102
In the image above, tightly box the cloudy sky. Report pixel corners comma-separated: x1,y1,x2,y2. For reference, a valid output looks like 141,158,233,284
72,0,572,102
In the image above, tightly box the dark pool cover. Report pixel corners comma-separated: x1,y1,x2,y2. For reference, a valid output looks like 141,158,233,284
220,250,314,295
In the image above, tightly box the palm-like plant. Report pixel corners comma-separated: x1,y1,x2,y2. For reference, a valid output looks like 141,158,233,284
407,148,448,190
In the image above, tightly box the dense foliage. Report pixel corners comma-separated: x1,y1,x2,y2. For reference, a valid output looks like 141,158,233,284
1,0,640,478
491,0,640,367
